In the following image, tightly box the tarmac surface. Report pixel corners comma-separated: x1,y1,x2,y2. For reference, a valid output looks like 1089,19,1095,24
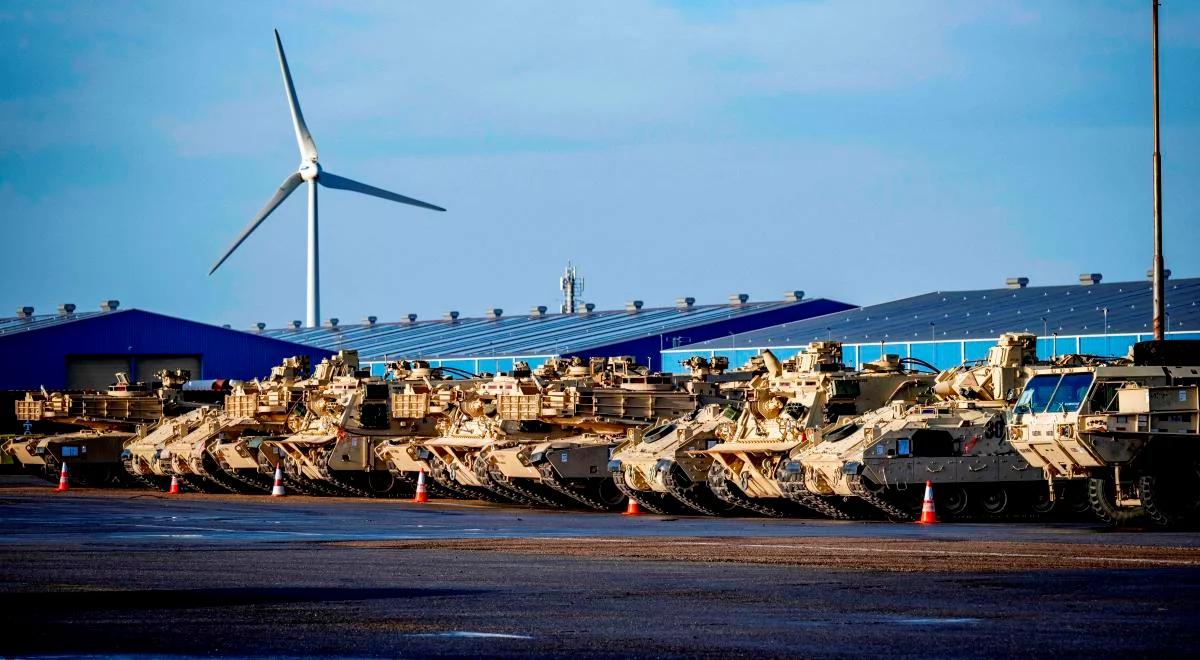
3,476,1200,657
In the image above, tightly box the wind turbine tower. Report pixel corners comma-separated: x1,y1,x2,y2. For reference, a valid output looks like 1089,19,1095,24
210,30,446,327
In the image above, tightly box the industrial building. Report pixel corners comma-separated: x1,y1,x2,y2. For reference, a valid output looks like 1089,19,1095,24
0,303,332,390
661,275,1200,373
262,293,852,374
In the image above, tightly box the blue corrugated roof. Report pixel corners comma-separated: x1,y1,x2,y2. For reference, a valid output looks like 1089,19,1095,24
0,310,108,338
670,278,1200,351
262,299,845,361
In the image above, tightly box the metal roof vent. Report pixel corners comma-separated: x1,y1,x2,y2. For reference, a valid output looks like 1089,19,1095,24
253,322,266,332
729,293,749,305
443,310,460,322
578,302,596,314
1079,273,1102,286
99,300,120,312
625,300,644,312
676,297,696,310
485,307,503,320
58,303,76,316
1006,277,1029,289
222,324,232,329
15,306,33,319
363,315,378,326
783,290,804,302
403,313,418,324
290,320,302,329
326,318,340,329
1146,268,1172,280
530,305,548,318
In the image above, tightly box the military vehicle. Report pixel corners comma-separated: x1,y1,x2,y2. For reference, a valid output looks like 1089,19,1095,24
606,355,768,514
475,357,709,510
8,370,200,486
791,333,1054,520
690,344,935,517
121,357,305,492
1009,340,1200,527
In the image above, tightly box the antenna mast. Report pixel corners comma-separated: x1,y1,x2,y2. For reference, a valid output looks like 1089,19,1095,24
1151,0,1166,340
560,262,585,314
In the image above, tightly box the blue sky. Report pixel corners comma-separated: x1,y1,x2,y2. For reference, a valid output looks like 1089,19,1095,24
2,1,1198,327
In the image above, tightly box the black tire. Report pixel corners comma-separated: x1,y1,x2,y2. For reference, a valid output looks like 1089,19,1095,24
939,485,969,518
1138,457,1200,529
1087,474,1144,526
979,486,1009,516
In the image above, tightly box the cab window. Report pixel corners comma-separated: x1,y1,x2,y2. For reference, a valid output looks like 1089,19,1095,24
1045,373,1093,413
1016,375,1060,414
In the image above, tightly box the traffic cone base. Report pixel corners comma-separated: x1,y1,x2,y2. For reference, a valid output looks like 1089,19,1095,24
168,475,181,495
271,466,286,497
623,498,640,516
55,463,69,493
918,479,937,524
413,469,429,503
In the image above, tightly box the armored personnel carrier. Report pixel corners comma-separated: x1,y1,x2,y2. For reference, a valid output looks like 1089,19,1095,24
1009,340,1200,527
693,344,935,517
792,333,1052,520
8,370,199,486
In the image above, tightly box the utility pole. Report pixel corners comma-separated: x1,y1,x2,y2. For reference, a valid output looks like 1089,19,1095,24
1151,0,1166,340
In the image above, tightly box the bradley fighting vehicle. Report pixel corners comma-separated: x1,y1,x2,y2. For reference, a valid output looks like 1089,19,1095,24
1009,340,1200,527
693,343,935,517
120,356,306,492
792,333,1051,520
606,355,770,515
8,370,203,485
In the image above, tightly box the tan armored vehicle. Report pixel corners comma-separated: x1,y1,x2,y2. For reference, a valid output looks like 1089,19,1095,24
792,333,1049,520
121,358,304,492
691,343,935,517
8,370,197,486
1009,340,1200,527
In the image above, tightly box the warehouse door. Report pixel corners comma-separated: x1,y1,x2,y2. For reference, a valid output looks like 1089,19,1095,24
135,356,201,383
66,356,132,390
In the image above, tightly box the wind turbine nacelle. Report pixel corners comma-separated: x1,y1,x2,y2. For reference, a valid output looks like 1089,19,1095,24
299,161,321,181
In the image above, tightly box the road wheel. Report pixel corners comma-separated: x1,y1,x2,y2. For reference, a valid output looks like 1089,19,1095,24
979,486,1009,516
939,485,969,517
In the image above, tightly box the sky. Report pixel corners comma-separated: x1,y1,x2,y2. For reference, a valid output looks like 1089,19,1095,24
2,0,1198,328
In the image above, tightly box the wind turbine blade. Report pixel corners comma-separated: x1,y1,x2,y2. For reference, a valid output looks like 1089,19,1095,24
274,29,318,162
319,172,446,212
209,172,304,275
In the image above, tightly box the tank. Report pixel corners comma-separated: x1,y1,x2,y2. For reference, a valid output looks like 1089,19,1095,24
606,355,765,515
696,343,935,517
793,333,1055,520
9,369,196,486
1009,340,1200,527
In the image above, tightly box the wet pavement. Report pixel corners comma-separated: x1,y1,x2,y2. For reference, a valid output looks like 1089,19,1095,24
2,477,1199,656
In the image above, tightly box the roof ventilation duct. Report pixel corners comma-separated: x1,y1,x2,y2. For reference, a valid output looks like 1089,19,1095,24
1146,268,1172,280
1006,277,1029,289
625,300,644,312
1078,273,1102,286
253,322,266,332
676,297,696,310
729,293,749,305
15,306,33,319
783,290,804,302
58,303,76,316
443,311,460,322
99,300,120,312
222,324,232,329
578,302,596,314
291,320,302,329
485,308,503,320
403,313,418,324
326,318,339,329
530,306,548,318
363,315,378,326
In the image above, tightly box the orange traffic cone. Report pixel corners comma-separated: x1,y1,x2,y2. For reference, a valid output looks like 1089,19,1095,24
413,469,429,503
168,475,181,495
271,466,286,497
623,498,641,516
55,462,69,492
918,480,937,524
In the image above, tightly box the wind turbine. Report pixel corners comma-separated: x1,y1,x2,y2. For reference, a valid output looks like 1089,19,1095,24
210,30,445,327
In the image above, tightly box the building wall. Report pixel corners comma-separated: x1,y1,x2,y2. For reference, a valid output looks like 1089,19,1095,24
660,331,1200,374
0,310,333,390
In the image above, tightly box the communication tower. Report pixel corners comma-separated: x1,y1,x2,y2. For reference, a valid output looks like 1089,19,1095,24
560,262,585,314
